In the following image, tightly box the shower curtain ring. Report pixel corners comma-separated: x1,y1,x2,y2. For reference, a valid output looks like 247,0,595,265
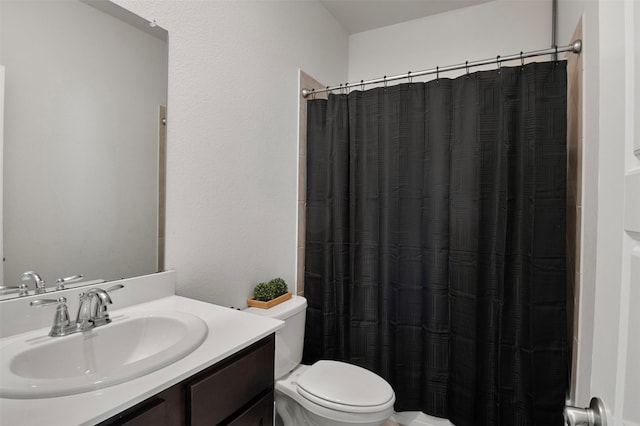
465,61,469,78
520,51,525,69
408,71,412,84
496,55,501,74
360,80,365,91
436,66,439,83
383,76,387,89
310,88,316,100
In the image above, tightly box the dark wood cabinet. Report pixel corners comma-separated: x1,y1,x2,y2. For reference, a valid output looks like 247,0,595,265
225,390,274,426
108,397,168,426
99,334,275,426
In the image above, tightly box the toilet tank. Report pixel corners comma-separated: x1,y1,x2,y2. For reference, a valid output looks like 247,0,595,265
244,295,307,379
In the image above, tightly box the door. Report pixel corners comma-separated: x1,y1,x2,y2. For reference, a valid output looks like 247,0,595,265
0,66,4,283
588,1,640,425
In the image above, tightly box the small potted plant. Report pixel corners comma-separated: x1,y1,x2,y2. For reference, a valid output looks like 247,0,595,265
247,277,292,308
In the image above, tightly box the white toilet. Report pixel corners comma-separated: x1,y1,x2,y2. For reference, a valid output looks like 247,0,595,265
244,295,396,426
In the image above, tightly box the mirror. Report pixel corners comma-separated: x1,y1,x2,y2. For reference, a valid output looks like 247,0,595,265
0,0,168,299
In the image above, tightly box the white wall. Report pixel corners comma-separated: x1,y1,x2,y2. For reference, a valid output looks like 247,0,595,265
1,1,165,285
113,0,349,307
348,0,552,84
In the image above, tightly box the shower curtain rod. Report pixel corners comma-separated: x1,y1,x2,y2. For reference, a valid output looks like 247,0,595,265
301,39,582,98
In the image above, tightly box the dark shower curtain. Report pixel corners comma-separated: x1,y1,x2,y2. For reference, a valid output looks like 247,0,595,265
303,61,568,426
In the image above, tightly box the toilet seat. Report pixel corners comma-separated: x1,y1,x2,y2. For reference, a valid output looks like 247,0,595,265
296,360,395,414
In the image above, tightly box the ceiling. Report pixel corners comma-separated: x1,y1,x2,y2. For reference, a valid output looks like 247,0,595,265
319,0,494,35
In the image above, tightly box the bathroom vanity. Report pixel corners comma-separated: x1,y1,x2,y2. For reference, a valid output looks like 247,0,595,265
99,334,275,425
0,271,283,426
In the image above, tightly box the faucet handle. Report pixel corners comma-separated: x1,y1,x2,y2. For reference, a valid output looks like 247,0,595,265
18,283,29,296
103,284,124,293
0,283,30,296
55,274,84,290
30,297,75,337
30,297,67,307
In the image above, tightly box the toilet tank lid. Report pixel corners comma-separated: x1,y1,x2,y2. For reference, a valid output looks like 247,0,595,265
244,295,307,320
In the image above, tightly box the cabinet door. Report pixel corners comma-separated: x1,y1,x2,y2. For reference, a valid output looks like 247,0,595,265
97,384,184,426
98,334,275,426
225,390,274,426
189,335,275,426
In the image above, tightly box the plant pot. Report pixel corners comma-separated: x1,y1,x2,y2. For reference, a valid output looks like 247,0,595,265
247,292,292,309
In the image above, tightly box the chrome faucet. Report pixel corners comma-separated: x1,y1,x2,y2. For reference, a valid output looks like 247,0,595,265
76,287,118,330
21,271,46,294
30,284,124,337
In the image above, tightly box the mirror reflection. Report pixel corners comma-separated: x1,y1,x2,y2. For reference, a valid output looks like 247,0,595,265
1,0,168,299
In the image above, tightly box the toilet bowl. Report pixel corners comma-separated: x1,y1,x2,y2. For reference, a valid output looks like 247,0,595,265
244,296,395,426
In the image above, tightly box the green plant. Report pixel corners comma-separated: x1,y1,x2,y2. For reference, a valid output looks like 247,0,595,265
253,278,288,301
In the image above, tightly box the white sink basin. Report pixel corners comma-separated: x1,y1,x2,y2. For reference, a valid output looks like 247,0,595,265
0,311,208,399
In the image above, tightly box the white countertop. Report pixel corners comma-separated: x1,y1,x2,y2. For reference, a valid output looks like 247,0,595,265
0,294,283,425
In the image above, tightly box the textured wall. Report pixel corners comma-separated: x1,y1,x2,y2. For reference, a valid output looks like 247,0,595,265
348,0,552,84
113,0,349,307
